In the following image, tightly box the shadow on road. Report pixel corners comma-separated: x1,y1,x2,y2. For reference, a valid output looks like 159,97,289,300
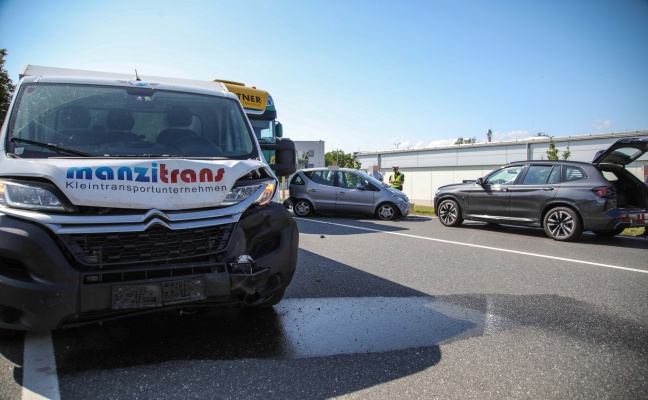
6,244,647,400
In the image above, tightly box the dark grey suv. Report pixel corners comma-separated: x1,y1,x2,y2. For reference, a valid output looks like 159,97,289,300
433,138,648,241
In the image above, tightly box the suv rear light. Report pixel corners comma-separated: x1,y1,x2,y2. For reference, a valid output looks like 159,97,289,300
593,186,616,198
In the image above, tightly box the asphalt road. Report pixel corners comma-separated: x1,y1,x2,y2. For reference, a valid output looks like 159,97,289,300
1,214,647,399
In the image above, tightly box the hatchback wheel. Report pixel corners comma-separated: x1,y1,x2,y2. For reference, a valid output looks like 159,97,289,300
293,199,312,217
376,203,398,220
543,207,582,241
437,199,463,227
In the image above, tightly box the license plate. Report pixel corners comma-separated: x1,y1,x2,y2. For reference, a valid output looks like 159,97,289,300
112,277,206,309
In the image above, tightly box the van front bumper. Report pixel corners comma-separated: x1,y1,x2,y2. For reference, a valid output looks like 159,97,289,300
0,202,298,332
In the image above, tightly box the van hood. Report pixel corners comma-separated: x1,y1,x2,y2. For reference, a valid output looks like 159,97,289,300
592,137,648,166
1,158,269,210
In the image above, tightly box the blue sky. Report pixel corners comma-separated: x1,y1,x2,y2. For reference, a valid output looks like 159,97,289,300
1,0,647,154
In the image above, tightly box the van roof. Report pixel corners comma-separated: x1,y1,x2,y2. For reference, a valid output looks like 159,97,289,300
20,64,227,93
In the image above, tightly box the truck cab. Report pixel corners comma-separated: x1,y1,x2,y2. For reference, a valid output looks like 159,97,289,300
217,80,296,178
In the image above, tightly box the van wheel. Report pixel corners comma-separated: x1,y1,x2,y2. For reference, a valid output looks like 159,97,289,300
293,200,312,217
245,289,286,309
437,199,463,227
592,227,625,237
543,207,582,241
0,328,21,340
376,203,398,220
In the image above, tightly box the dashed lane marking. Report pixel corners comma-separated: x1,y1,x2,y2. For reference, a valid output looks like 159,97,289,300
22,331,60,400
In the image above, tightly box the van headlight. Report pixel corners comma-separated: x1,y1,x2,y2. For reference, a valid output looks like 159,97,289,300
0,180,72,212
223,181,275,206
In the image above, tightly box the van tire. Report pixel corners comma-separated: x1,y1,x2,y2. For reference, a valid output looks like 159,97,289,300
0,328,21,340
245,289,286,309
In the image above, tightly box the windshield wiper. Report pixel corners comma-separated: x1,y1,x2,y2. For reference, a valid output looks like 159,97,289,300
10,137,95,157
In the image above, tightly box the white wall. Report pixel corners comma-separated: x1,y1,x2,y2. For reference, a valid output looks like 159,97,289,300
294,140,325,169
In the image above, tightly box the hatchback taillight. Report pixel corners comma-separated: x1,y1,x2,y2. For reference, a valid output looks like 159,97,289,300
593,186,616,198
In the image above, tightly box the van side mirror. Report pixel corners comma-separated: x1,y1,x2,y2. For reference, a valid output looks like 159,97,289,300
264,137,296,177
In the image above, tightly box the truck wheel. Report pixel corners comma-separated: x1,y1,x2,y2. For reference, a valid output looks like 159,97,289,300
437,199,463,227
543,207,582,241
293,200,312,217
246,289,286,309
376,203,398,220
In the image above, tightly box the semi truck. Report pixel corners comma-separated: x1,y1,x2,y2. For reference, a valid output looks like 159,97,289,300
216,80,295,177
0,65,299,338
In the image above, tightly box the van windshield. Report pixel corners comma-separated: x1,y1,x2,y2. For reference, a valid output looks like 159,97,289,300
6,83,257,159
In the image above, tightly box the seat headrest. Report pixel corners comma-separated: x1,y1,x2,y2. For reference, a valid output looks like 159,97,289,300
166,106,192,127
107,109,135,131
61,106,91,129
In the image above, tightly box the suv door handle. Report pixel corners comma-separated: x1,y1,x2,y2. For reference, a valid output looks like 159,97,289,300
543,187,555,191
308,189,316,192
338,192,345,195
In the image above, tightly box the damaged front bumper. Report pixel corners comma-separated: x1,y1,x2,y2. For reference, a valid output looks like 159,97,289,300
0,202,298,332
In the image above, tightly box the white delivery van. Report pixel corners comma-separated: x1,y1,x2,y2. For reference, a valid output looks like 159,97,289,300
0,65,298,338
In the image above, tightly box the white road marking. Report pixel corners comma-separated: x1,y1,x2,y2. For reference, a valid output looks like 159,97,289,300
296,218,648,274
22,331,60,400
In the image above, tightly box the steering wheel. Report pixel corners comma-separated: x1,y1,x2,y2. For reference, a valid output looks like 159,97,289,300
172,136,223,156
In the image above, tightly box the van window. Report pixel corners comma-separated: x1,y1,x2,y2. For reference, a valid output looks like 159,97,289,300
7,83,256,159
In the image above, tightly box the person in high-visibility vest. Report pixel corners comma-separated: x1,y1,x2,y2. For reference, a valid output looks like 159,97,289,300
389,165,404,191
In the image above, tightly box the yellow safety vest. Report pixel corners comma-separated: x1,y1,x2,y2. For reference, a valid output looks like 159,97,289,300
391,172,404,189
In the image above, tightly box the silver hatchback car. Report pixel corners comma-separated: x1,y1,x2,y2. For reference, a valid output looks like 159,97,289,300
283,167,415,220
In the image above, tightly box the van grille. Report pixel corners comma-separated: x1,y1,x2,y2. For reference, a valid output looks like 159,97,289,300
61,224,234,269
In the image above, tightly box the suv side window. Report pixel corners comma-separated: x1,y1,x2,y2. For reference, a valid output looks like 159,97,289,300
562,166,586,182
485,166,523,185
548,167,560,184
522,165,554,185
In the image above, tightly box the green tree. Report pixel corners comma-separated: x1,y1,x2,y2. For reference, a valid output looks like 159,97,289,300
325,149,361,169
546,137,559,160
546,136,571,160
561,146,571,160
455,136,476,145
0,49,15,124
